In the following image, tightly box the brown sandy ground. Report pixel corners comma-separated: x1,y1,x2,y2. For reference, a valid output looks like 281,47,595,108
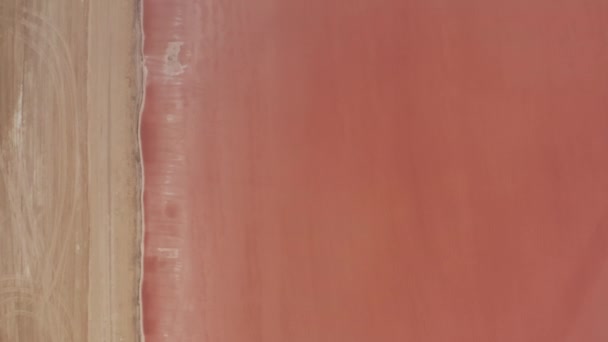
0,0,143,340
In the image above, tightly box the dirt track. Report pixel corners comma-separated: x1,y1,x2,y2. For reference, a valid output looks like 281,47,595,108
0,1,142,341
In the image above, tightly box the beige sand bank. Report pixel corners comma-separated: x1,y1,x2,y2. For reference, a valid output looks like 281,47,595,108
0,0,142,340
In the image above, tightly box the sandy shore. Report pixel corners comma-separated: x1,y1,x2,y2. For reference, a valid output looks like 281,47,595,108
0,0,143,340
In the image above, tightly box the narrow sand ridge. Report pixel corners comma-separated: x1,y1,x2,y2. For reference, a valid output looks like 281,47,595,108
0,1,143,341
